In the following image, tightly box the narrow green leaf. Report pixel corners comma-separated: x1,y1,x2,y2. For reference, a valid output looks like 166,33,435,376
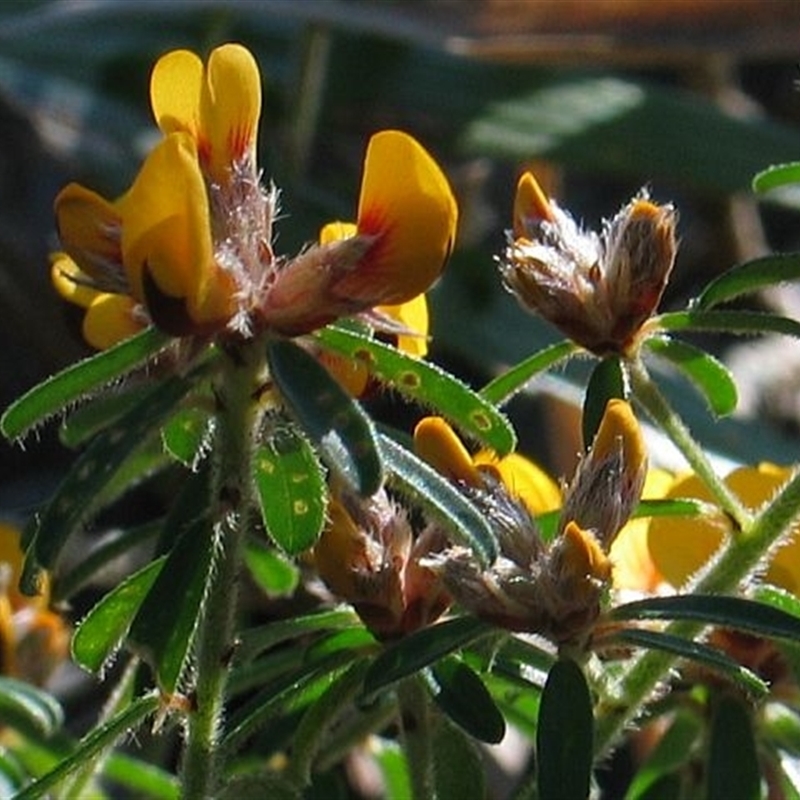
753,161,800,194
753,584,800,619
316,325,516,455
59,385,151,448
610,594,800,642
218,772,299,800
235,608,362,664
707,695,760,800
583,355,626,449
244,539,299,598
71,556,166,674
374,740,412,800
252,428,327,555
655,309,800,340
267,337,382,496
644,336,737,417
432,715,487,800
363,616,493,696
161,405,211,467
428,657,506,744
12,693,159,800
625,710,702,800
128,516,215,692
693,253,800,310
480,339,579,406
22,375,192,593
101,751,180,800
632,497,715,521
379,433,497,566
0,677,63,739
537,659,593,800
1,327,169,441
609,628,767,696
53,520,162,603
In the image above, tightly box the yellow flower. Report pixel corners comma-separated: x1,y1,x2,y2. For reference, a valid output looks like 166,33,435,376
502,172,677,356
0,523,69,685
646,463,800,593
53,44,457,351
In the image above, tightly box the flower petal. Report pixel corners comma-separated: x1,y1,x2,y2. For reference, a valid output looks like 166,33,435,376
121,133,235,328
378,295,429,358
474,451,561,516
82,293,143,350
54,183,124,289
150,49,204,140
333,130,458,306
413,416,481,486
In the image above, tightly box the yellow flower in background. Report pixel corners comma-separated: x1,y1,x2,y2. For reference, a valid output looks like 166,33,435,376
53,44,458,351
0,523,69,686
646,463,800,593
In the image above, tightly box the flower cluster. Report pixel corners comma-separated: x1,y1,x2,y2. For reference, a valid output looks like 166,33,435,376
416,401,647,645
501,171,677,356
52,45,457,351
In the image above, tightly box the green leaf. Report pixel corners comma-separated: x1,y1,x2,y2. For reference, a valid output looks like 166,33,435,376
644,336,737,417
21,375,193,594
374,740,412,800
101,751,180,800
610,594,800,642
243,539,299,598
583,355,626,449
128,515,215,692
1,327,169,441
379,433,497,566
71,556,166,674
632,497,715,522
480,340,579,407
536,659,593,800
252,428,327,555
161,405,211,467
753,161,800,194
235,608,362,664
53,520,162,603
316,325,516,455
267,337,382,496
0,677,63,739
608,628,767,696
59,385,151,448
693,253,800,310
707,695,760,800
432,715,487,800
655,309,800,340
363,616,493,696
625,710,702,800
12,693,159,800
428,656,505,744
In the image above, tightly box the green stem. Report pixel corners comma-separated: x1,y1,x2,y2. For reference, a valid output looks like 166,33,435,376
181,341,265,799
628,357,751,530
398,677,435,800
594,464,800,757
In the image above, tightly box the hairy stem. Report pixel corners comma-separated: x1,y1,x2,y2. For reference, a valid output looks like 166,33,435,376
628,357,751,530
398,677,435,800
594,463,800,756
181,341,264,799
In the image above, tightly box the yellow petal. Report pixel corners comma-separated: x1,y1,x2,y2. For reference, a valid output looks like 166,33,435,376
378,294,430,358
320,221,358,244
121,133,234,326
312,501,365,600
413,417,481,486
82,293,142,350
513,171,554,237
334,130,458,306
51,254,100,310
54,183,123,284
591,399,647,481
150,49,204,139
474,450,562,516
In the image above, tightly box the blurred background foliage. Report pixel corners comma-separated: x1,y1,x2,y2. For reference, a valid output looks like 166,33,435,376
4,0,800,591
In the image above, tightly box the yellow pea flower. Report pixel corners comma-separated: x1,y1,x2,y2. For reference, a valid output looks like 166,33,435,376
647,463,800,593
53,44,457,352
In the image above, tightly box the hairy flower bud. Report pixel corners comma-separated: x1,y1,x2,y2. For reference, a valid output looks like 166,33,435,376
502,172,677,356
